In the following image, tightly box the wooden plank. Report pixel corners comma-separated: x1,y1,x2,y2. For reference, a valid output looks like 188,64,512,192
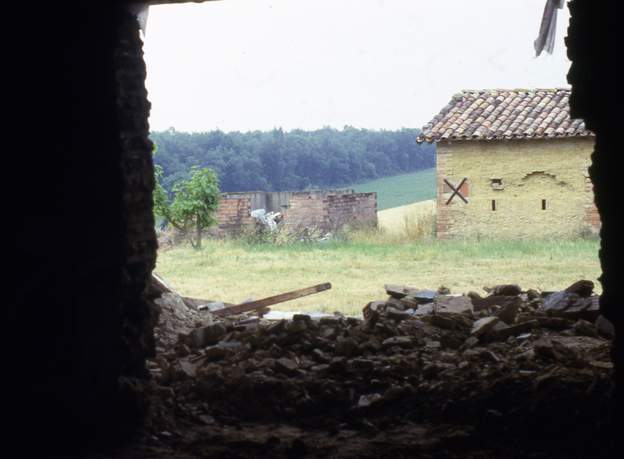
212,283,332,317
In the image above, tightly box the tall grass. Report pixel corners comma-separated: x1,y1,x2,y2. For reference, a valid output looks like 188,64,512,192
369,200,436,243
156,237,601,316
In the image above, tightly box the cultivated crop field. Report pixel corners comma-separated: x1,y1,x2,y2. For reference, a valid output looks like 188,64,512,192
351,168,435,210
377,199,436,240
155,237,601,316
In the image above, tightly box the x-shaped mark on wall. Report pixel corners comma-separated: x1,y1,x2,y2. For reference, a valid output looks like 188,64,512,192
444,178,468,205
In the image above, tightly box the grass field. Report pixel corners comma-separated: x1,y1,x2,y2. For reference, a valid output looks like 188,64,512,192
155,238,601,316
351,168,435,210
377,200,436,240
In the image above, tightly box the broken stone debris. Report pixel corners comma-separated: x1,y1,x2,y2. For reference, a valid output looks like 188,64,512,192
147,279,611,433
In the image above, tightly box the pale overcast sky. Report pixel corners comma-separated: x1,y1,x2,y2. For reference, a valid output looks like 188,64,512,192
143,0,570,133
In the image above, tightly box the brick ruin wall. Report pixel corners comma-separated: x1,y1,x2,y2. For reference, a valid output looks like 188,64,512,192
215,191,377,235
566,0,621,418
281,193,327,232
216,196,254,235
326,192,378,231
9,4,159,452
436,137,600,239
111,9,159,433
283,191,377,233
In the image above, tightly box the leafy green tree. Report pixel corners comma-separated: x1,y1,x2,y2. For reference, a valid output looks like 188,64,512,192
153,163,170,223
155,166,220,249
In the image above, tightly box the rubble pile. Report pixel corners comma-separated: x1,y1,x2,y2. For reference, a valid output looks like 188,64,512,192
148,273,214,351
147,279,613,441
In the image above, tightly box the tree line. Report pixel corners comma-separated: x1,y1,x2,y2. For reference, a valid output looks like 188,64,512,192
150,126,435,193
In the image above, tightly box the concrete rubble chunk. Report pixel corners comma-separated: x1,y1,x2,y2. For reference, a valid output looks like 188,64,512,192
405,290,437,304
310,364,330,372
385,306,413,321
542,291,575,312
275,357,299,375
357,393,382,407
536,316,573,330
287,319,308,334
564,280,594,297
362,301,386,321
147,277,613,439
266,319,287,335
186,322,227,349
384,284,417,299
485,321,510,339
533,338,581,363
595,315,614,338
434,295,473,314
470,317,500,337
398,296,421,309
542,292,599,321
490,284,522,296
495,297,522,324
413,303,435,315
292,314,313,323
493,320,538,340
174,360,198,379
203,341,243,361
471,295,518,312
430,314,456,330
335,337,360,357
573,319,599,337
382,336,413,348
462,336,480,349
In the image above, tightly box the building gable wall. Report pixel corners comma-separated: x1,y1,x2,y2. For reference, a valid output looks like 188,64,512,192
436,137,599,239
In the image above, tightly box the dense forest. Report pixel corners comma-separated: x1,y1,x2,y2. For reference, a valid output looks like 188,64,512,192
151,127,435,192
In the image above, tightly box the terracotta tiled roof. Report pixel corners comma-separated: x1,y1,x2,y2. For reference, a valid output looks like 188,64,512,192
417,89,593,143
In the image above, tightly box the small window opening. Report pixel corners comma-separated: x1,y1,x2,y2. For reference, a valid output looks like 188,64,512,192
542,199,547,210
490,178,504,190
492,199,496,211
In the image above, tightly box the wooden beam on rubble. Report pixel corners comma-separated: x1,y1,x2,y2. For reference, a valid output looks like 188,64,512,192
149,272,232,309
211,283,332,318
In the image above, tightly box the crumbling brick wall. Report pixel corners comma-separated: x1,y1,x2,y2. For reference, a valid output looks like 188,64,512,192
567,0,620,420
116,8,158,392
216,190,375,236
284,191,377,233
282,192,328,232
326,192,378,230
216,195,254,235
8,3,157,454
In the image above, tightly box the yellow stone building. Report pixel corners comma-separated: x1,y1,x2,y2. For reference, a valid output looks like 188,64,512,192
418,89,599,239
